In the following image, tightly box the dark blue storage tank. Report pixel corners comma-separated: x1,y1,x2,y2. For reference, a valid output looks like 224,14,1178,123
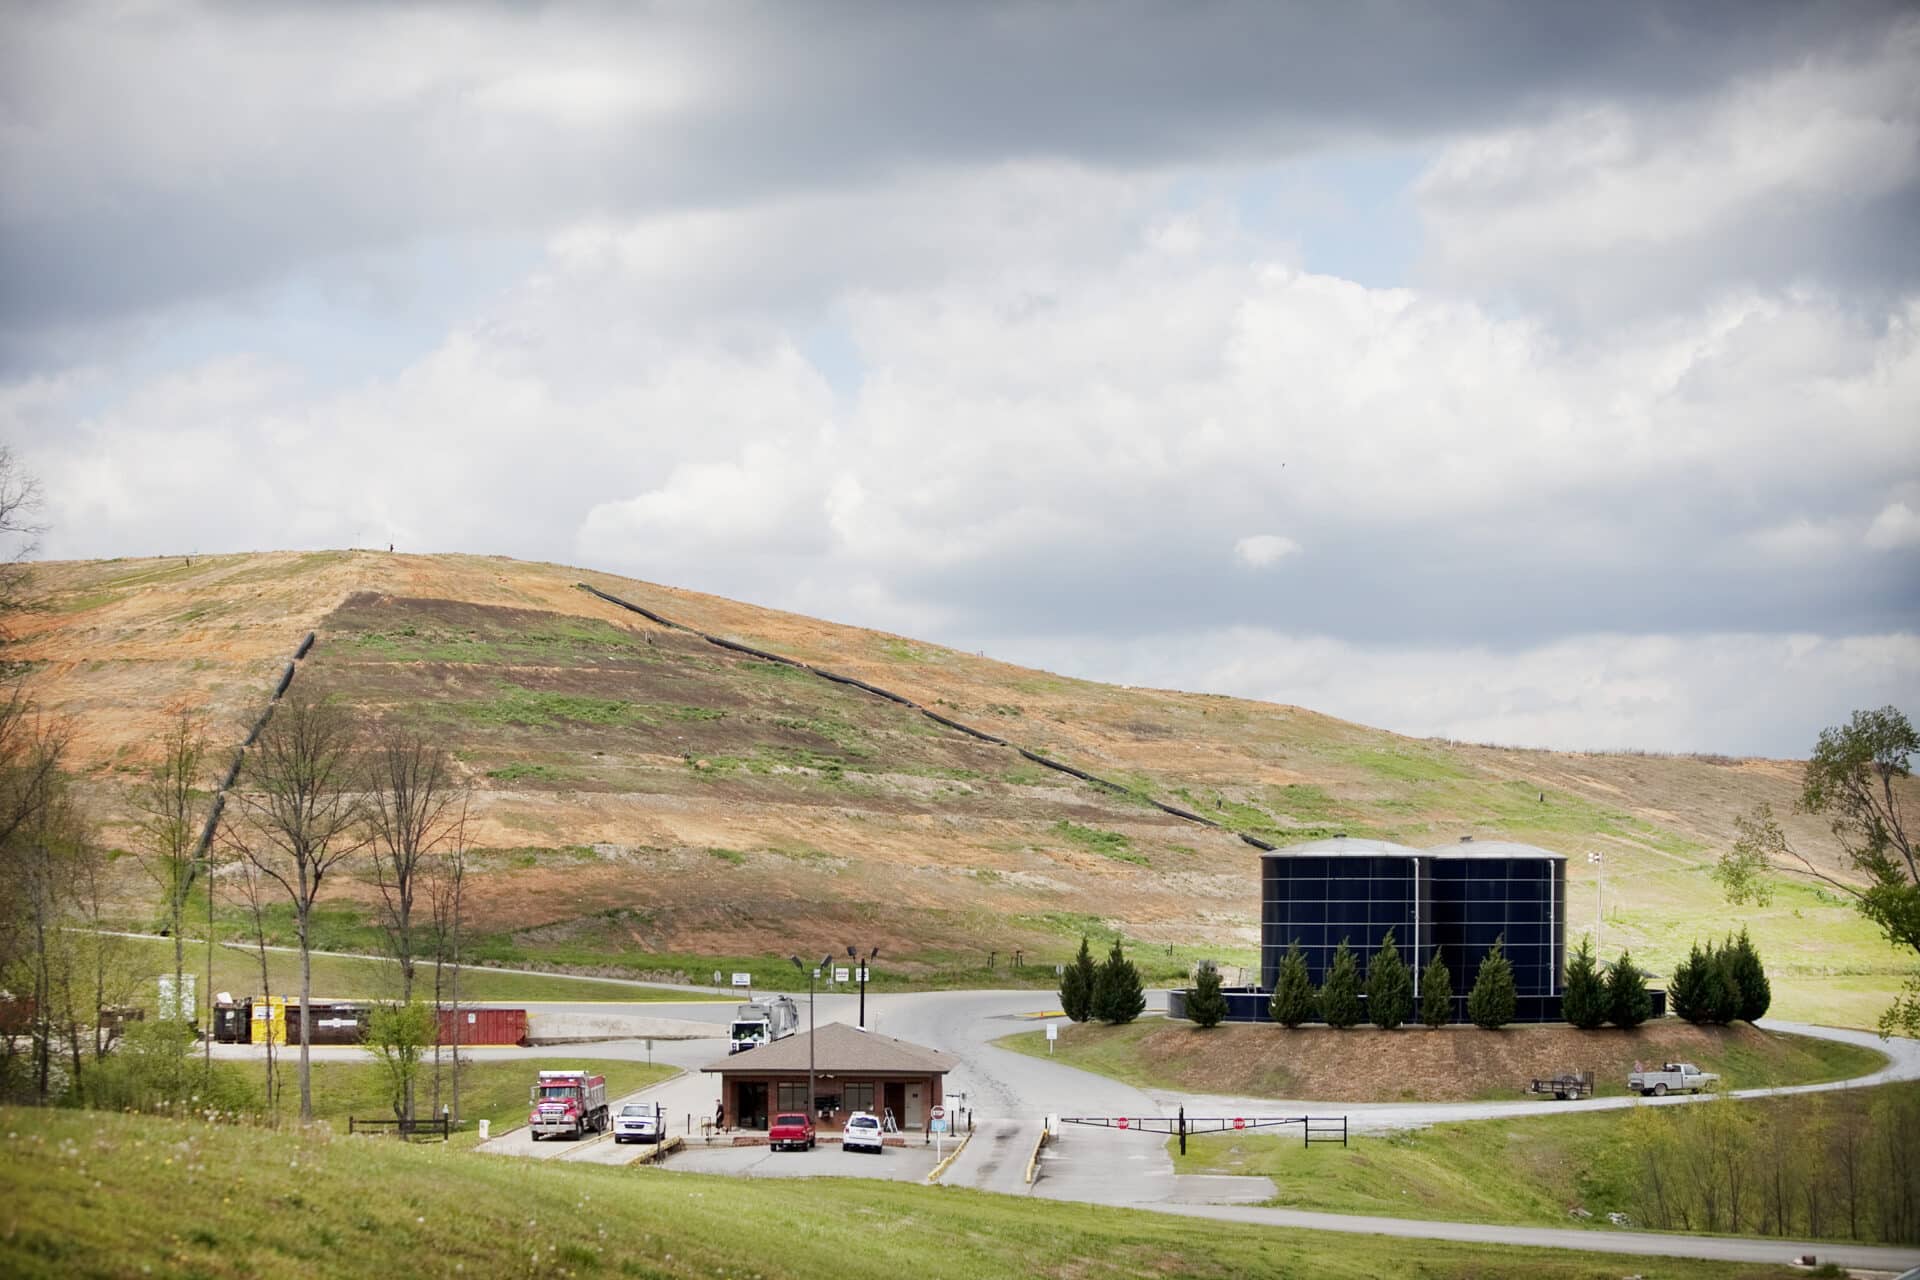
1251,835,1569,1023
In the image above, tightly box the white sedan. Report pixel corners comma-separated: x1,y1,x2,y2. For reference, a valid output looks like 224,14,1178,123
613,1103,664,1144
840,1111,885,1153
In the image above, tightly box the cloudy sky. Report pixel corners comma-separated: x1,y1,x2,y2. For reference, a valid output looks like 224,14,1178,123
5,2,1917,757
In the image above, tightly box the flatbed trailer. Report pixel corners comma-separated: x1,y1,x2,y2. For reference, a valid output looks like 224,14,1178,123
1526,1071,1594,1100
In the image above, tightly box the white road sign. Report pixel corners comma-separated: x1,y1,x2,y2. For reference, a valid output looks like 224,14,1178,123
731,972,752,987
834,968,850,983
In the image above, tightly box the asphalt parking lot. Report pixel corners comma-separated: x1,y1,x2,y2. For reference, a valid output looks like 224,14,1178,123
667,1139,943,1182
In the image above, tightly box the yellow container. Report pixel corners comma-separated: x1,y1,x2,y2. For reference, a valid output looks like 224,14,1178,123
249,996,287,1047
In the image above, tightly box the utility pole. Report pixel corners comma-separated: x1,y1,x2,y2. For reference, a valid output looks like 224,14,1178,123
1588,850,1604,953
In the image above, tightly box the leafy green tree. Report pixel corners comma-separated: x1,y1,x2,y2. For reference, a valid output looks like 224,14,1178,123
1093,939,1146,1025
1606,949,1653,1029
1715,706,1917,1036
1318,938,1363,1029
1467,936,1517,1030
1561,934,1608,1030
367,1000,435,1122
1059,936,1096,1022
1670,942,1712,1024
1419,953,1453,1027
1729,927,1771,1023
1185,960,1228,1028
1269,940,1316,1028
1365,929,1412,1029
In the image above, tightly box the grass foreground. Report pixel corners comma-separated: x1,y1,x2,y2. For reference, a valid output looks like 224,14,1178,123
995,1017,1886,1102
0,1105,1818,1280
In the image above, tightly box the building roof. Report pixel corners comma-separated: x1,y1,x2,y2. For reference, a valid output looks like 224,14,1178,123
702,1021,956,1076
1263,837,1425,857
1427,839,1567,861
1261,836,1565,861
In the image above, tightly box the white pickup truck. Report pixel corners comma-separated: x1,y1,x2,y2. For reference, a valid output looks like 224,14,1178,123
1629,1062,1719,1096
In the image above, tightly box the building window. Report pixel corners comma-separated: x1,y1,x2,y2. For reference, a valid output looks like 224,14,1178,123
777,1082,809,1112
843,1082,875,1114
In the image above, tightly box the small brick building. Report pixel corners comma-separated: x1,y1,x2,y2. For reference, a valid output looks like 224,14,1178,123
704,1021,954,1132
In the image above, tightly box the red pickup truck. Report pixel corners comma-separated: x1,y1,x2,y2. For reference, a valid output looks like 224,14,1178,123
770,1111,816,1151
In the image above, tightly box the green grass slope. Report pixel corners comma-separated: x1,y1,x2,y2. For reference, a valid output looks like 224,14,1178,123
0,1106,1813,1280
1174,1083,1920,1245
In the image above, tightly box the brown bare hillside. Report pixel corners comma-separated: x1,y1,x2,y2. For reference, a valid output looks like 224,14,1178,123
10,551,1909,1022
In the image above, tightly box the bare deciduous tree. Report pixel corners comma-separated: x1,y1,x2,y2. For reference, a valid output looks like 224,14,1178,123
225,843,282,1122
223,689,366,1121
0,444,44,629
363,727,463,1119
425,798,469,1123
130,710,209,1028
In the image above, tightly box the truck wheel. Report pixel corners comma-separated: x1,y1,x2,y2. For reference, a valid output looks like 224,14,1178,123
1653,1083,1668,1097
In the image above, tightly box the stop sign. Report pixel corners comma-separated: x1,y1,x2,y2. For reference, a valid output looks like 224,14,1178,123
1117,1117,1130,1130
931,1106,945,1121
1233,1117,1246,1131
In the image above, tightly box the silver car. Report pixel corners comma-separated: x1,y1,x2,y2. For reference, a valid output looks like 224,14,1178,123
613,1103,663,1144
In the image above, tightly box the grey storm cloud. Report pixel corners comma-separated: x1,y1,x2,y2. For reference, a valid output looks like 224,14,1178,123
2,0,1916,346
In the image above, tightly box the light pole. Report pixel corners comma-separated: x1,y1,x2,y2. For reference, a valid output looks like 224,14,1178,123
846,945,880,1030
790,953,833,1123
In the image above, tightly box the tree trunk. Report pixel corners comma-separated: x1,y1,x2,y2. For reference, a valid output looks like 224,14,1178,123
297,910,313,1122
173,916,185,1027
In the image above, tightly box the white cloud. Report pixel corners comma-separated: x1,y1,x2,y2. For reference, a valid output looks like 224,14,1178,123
1415,20,1920,317
1234,534,1302,567
1865,500,1920,550
1747,517,1848,561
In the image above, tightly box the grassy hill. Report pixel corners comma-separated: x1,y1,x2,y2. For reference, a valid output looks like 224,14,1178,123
13,551,1911,1021
0,1106,1818,1279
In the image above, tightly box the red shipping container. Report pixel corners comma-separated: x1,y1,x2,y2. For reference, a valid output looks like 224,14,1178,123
438,1006,528,1046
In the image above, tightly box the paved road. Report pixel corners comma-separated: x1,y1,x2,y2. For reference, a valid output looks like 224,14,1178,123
670,1141,940,1182
1142,1201,1920,1272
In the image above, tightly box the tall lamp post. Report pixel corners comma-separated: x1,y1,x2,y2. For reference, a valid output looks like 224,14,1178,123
846,945,880,1030
1588,850,1604,952
789,953,833,1122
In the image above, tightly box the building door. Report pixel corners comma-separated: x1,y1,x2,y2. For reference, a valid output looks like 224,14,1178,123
736,1082,768,1130
904,1082,924,1128
883,1082,906,1128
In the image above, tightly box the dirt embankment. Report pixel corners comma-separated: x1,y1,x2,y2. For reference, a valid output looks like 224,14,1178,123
1027,1019,1883,1103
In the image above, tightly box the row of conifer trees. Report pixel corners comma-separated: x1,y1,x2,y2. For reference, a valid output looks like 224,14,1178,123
1058,937,1148,1024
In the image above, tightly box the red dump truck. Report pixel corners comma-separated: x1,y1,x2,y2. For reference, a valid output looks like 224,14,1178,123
528,1069,609,1140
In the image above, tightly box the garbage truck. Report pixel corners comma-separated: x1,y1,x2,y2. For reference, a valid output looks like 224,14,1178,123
728,995,799,1054
527,1069,609,1140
